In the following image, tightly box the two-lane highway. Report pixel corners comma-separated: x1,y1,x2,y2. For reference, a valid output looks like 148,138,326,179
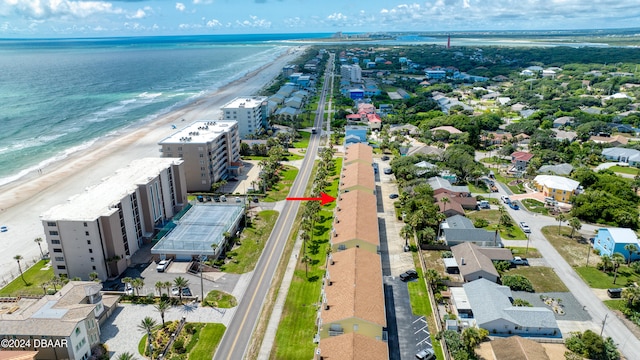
214,52,335,360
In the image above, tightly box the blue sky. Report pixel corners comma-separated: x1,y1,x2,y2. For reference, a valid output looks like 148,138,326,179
1,0,639,38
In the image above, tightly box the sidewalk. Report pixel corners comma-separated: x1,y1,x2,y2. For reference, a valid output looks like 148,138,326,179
256,227,304,359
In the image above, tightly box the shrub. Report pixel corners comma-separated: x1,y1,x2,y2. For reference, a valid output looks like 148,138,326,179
501,274,534,292
184,323,197,334
441,251,453,258
512,298,533,307
631,261,640,274
474,218,489,228
172,338,186,354
493,260,511,273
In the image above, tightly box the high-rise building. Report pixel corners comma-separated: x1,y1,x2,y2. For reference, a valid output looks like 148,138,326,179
220,96,268,139
159,120,241,192
41,158,187,280
340,64,362,83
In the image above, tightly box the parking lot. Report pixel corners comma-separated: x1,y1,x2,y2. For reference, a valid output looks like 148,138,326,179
375,156,434,359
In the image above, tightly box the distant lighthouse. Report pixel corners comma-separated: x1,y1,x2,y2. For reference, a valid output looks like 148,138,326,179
447,34,451,49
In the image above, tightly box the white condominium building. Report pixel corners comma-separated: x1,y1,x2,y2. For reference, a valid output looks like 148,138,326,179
41,158,187,281
159,120,241,192
340,64,362,83
220,96,268,139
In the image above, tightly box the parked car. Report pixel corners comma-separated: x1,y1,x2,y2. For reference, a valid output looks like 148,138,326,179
156,259,171,272
252,196,259,203
383,168,393,175
500,195,511,204
220,195,227,202
125,283,134,295
400,269,418,282
235,196,242,203
389,193,399,199
519,221,531,233
172,287,192,296
478,200,490,209
511,256,529,266
415,348,435,360
607,288,622,298
381,155,390,161
0,226,7,232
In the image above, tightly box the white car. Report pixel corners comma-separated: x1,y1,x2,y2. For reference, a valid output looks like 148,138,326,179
156,259,171,272
519,221,531,233
125,283,133,295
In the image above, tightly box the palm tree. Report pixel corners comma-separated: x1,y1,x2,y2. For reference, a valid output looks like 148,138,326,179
173,276,189,303
155,281,164,296
568,217,582,240
132,278,144,296
622,286,640,308
50,275,63,292
462,327,488,351
600,254,613,273
154,300,171,327
555,214,566,235
116,352,136,360
624,243,639,265
138,317,157,359
400,224,413,248
211,243,219,259
612,253,625,284
163,281,172,297
89,272,99,282
301,254,312,279
425,269,440,292
14,255,26,285
34,237,44,258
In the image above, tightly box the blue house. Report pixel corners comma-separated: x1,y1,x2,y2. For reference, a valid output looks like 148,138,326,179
348,89,365,100
594,228,640,262
344,125,368,144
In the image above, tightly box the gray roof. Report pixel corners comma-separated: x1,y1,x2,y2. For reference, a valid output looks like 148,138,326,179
427,176,469,193
551,129,577,141
602,147,640,161
443,215,475,229
463,279,559,330
553,116,574,125
407,145,444,157
537,163,574,176
451,243,499,280
443,228,502,247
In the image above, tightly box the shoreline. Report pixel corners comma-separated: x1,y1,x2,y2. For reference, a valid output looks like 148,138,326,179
0,45,308,283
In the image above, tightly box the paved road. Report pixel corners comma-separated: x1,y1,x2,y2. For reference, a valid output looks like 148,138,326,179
213,53,333,360
493,184,640,358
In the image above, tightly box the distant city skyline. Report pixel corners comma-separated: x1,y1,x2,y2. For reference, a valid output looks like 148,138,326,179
1,0,639,38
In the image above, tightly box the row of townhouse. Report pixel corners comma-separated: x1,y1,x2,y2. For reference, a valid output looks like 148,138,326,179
315,143,388,360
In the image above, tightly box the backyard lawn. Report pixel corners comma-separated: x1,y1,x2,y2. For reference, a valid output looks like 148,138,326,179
542,226,598,267
608,165,640,175
0,259,54,296
505,267,569,292
507,246,541,258
220,210,278,274
575,266,640,289
467,210,527,240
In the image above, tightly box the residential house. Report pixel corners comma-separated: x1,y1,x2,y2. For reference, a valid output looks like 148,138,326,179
551,129,577,142
497,97,511,106
366,113,382,130
553,116,575,128
593,228,640,262
344,125,368,144
601,147,640,166
406,145,444,158
520,69,535,76
533,175,580,202
537,163,574,176
511,151,534,172
415,161,438,177
483,131,512,146
344,143,374,166
589,134,629,146
440,215,503,248
390,124,419,136
317,332,388,360
0,281,119,360
431,126,463,134
348,89,365,100
450,242,513,283
459,279,560,337
332,191,379,253
428,177,470,196
340,162,375,194
435,193,477,218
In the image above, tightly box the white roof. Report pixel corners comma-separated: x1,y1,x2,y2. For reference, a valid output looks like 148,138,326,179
159,120,237,144
533,175,580,192
41,158,182,221
601,228,639,244
220,96,267,110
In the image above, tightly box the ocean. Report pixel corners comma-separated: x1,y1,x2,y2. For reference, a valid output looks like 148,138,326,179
0,33,330,187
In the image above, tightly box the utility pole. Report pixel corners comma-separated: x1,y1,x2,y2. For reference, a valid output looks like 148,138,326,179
586,243,591,267
525,233,530,256
600,313,608,337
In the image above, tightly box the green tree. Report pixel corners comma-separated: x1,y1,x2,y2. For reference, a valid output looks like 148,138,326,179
624,243,638,265
155,281,164,296
461,327,488,351
569,217,582,240
425,269,440,292
132,278,144,296
163,281,172,297
173,276,189,303
154,300,171,327
34,237,44,258
13,255,26,285
89,272,99,282
622,286,640,309
138,317,157,359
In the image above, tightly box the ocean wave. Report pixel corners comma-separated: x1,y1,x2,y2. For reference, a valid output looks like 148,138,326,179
0,133,68,155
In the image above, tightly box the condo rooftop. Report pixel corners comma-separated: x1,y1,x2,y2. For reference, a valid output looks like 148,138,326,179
41,157,183,221
159,120,237,144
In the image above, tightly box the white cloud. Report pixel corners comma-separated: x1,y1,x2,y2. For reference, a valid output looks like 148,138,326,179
175,3,186,12
127,8,149,19
4,0,123,20
235,15,271,28
192,0,213,4
327,12,347,21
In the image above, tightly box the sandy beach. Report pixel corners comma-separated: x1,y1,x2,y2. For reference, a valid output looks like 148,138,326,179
0,46,307,285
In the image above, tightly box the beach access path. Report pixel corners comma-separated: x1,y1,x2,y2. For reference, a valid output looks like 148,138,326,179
0,46,307,286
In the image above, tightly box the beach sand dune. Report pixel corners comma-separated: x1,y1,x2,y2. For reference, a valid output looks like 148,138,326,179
0,46,307,285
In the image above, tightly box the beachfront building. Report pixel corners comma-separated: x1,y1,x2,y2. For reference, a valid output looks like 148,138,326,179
41,158,187,281
0,281,119,360
220,96,268,139
159,120,241,192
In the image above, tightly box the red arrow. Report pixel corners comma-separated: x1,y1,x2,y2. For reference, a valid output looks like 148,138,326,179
286,192,336,206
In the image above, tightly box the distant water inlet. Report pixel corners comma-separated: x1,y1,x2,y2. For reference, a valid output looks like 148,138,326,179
0,40,289,186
